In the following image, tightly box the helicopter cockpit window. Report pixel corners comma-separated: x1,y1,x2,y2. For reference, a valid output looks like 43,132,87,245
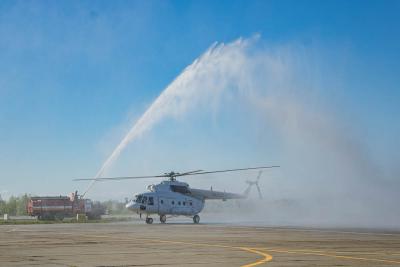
148,197,154,206
135,195,143,203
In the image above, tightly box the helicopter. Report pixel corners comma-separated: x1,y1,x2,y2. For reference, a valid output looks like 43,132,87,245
74,166,279,224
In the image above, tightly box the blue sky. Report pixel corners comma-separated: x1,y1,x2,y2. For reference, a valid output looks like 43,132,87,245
0,0,399,199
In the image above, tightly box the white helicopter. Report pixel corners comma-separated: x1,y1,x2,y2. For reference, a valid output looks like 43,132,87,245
75,166,278,224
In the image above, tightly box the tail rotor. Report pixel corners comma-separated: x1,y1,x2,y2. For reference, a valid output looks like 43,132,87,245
244,171,263,199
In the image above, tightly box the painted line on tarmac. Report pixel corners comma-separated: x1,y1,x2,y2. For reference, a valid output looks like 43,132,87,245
140,239,273,267
66,233,273,266
215,225,400,237
260,247,400,265
273,248,400,257
238,247,273,267
258,227,400,237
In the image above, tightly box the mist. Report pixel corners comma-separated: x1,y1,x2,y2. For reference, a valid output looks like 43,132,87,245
93,35,399,229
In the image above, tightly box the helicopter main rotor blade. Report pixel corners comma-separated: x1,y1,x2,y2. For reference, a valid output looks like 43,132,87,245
74,170,204,181
73,174,167,181
73,166,279,181
175,169,204,176
184,166,279,176
73,171,203,181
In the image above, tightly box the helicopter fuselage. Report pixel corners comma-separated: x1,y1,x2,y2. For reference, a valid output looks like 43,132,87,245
123,175,261,224
125,180,205,218
126,191,204,216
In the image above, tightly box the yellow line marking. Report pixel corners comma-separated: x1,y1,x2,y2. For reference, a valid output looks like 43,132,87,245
68,233,273,266
241,226,400,237
62,232,400,265
261,248,400,265
150,240,273,267
129,239,273,267
239,247,273,267
276,248,400,256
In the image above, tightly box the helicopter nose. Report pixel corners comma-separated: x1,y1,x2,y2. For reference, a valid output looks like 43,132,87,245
125,201,138,211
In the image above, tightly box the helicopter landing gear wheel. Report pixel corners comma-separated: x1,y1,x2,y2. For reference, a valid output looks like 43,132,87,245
193,215,200,224
145,217,153,224
160,215,166,224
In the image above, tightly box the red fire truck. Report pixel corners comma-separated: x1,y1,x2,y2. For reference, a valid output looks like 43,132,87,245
27,191,94,220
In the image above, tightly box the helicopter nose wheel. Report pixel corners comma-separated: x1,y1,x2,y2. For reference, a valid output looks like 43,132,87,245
145,217,153,224
160,215,167,224
193,215,200,224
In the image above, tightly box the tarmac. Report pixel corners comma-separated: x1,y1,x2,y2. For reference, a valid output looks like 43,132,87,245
1,221,400,267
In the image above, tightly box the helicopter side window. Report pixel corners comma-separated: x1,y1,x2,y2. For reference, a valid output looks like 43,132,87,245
189,202,192,206
142,196,147,204
178,201,181,205
183,201,186,206
172,201,175,205
160,199,164,204
148,197,154,206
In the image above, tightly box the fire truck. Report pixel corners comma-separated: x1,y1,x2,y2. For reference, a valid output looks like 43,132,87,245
27,191,100,220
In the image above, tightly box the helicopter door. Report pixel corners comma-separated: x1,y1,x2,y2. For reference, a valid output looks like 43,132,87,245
146,196,158,214
140,196,147,211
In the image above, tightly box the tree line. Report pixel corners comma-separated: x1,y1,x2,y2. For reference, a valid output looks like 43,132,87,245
0,194,30,216
0,194,129,216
